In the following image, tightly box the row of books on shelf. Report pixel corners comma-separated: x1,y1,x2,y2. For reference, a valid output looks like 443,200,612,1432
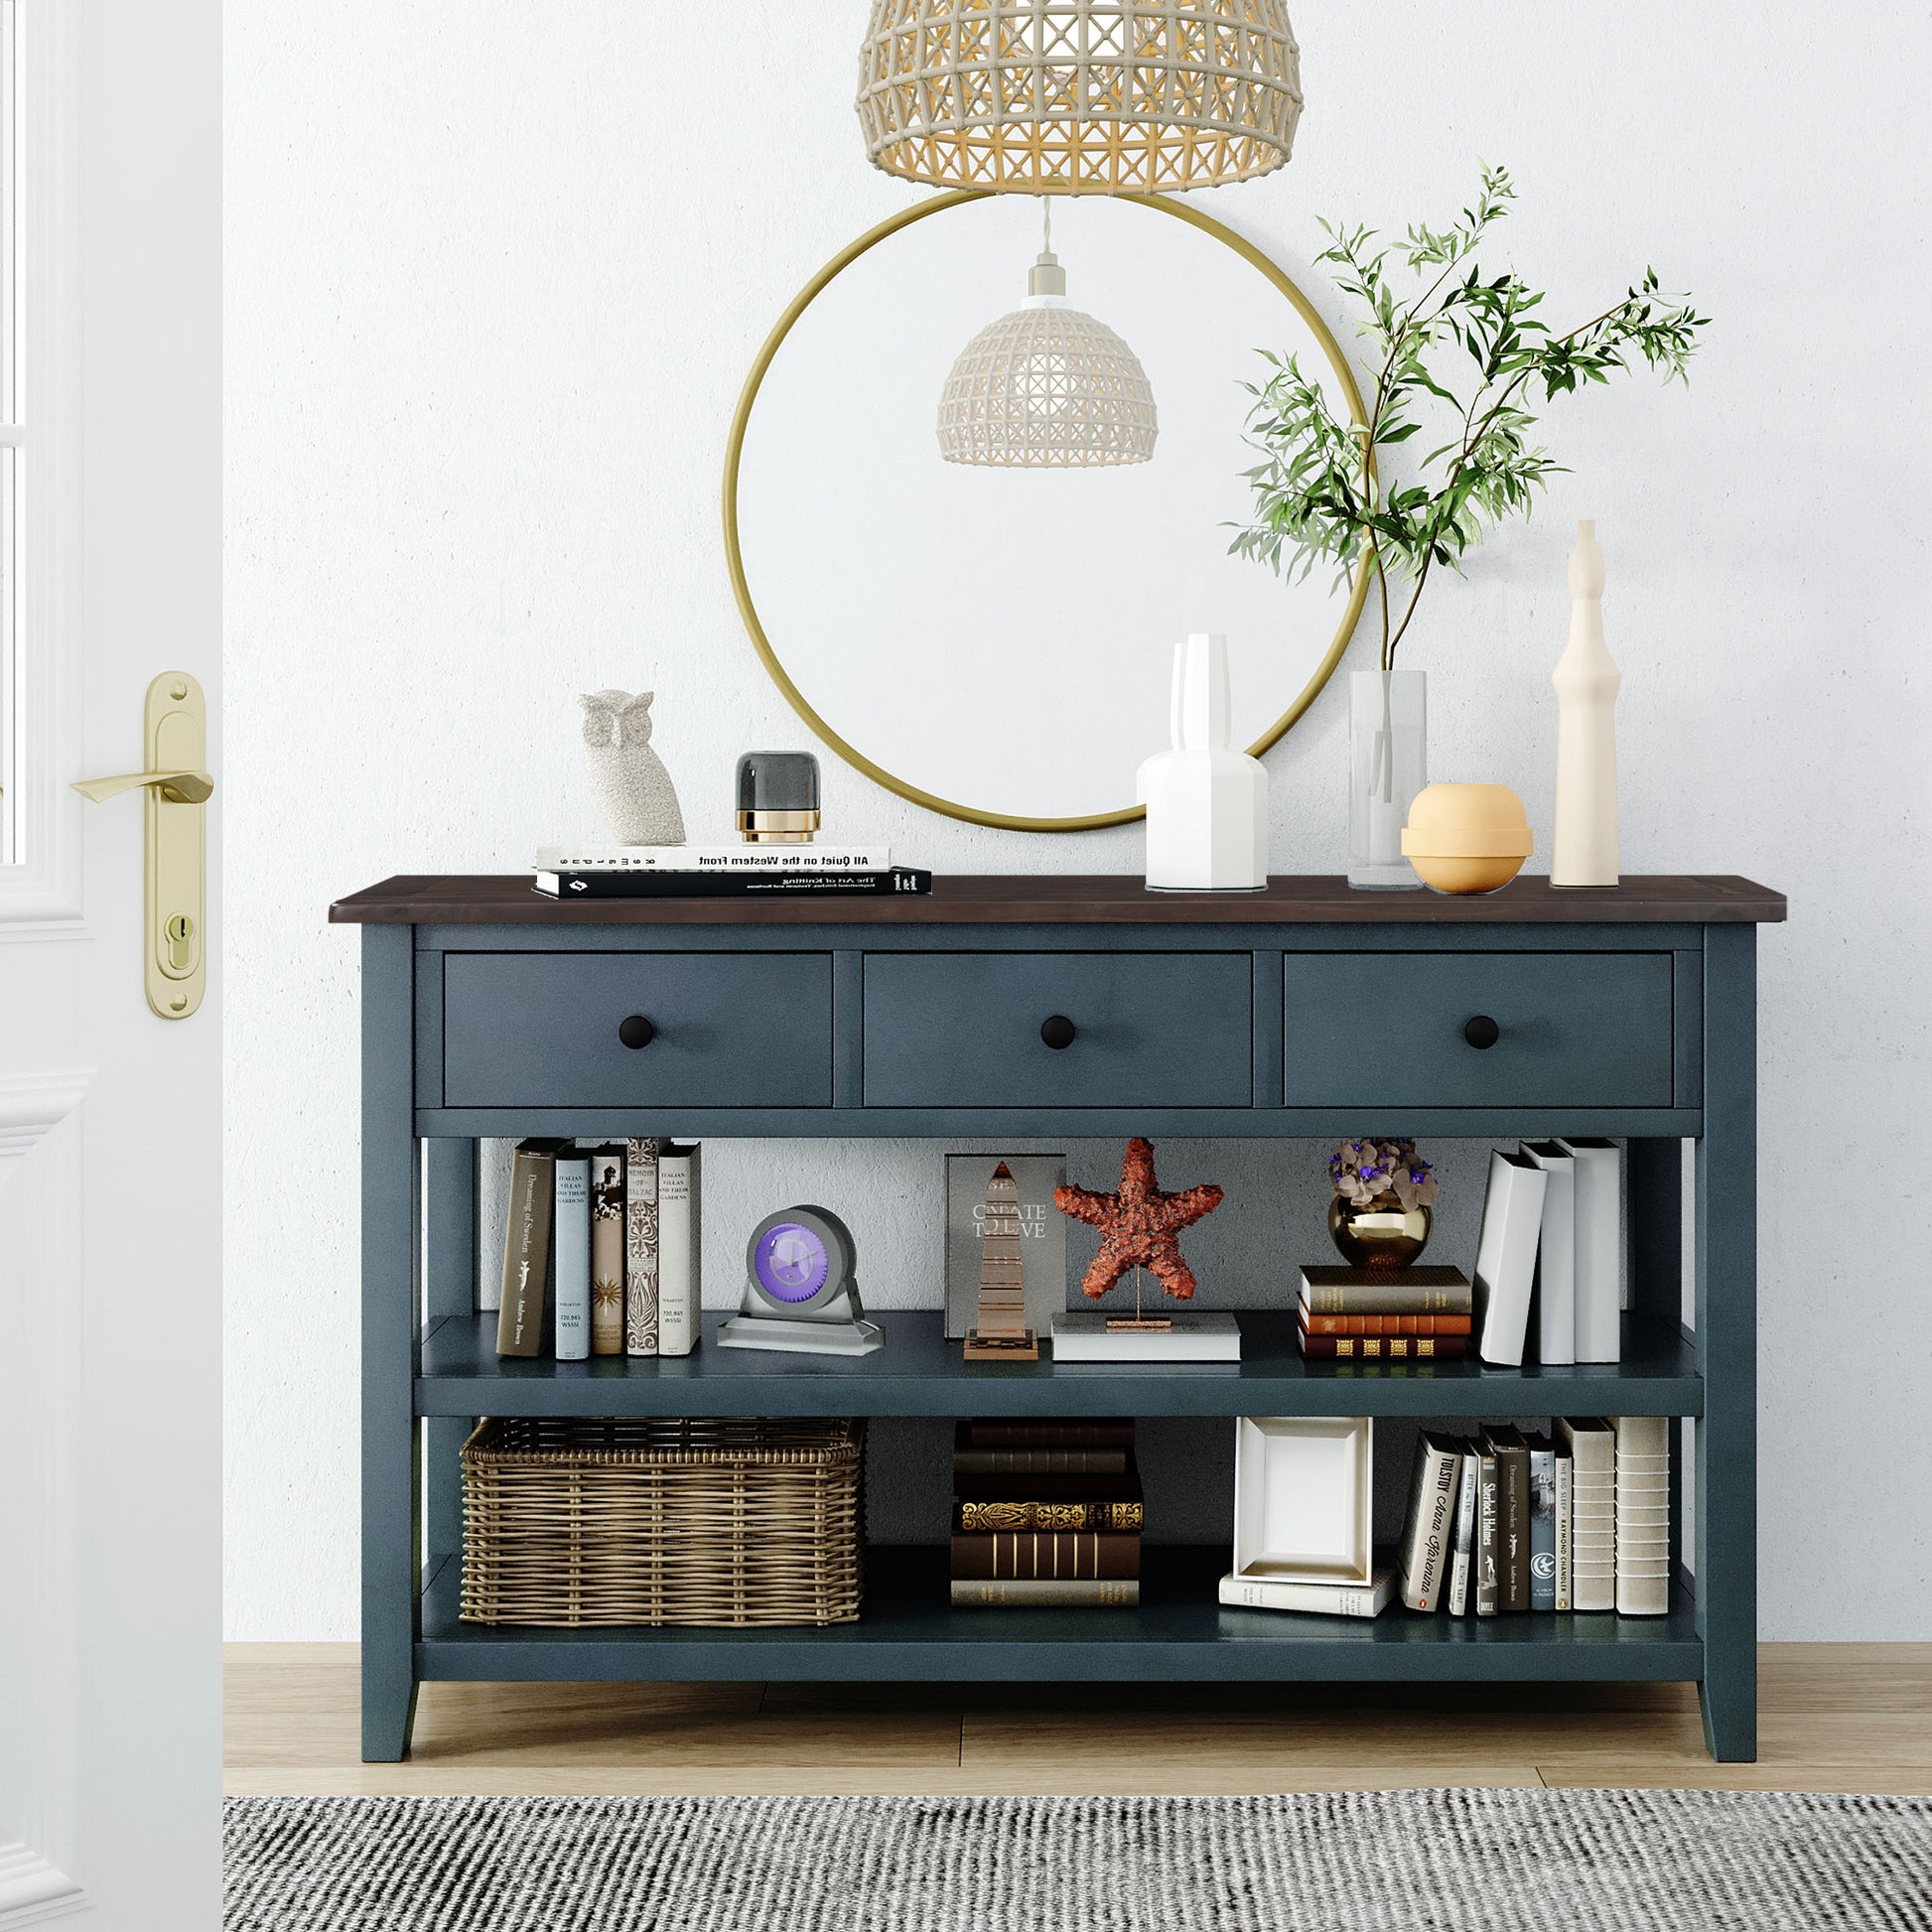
1218,1415,1670,1620
493,1138,700,1360
948,1420,1145,1608
532,843,931,899
1298,1138,1627,1368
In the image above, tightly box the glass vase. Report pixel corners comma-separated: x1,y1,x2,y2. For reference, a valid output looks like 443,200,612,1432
1347,667,1426,889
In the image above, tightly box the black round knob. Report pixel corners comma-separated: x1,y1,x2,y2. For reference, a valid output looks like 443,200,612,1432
618,1015,655,1049
1039,1015,1076,1050
1463,1014,1500,1050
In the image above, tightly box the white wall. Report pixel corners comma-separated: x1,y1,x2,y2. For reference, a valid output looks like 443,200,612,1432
225,3,1932,1639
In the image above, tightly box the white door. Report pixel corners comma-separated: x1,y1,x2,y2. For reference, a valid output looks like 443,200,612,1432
0,2,219,1926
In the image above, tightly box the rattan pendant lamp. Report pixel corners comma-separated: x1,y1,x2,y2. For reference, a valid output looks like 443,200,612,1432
856,1,1304,195
936,199,1158,467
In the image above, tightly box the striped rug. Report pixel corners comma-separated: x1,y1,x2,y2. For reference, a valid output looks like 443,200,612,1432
224,1790,1932,1931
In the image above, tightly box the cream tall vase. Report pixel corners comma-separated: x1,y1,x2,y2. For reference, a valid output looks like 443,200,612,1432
1551,520,1621,887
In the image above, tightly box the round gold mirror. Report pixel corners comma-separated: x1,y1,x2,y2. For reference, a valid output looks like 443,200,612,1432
724,191,1369,832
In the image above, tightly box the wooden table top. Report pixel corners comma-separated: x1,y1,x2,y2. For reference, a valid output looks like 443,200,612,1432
330,874,1786,927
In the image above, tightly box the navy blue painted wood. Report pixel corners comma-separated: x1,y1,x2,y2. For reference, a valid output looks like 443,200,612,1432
863,951,1253,1107
1696,924,1757,1761
418,1548,1703,1684
1284,951,1675,1107
440,950,833,1107
361,925,421,1763
418,1309,1701,1420
424,1139,476,1565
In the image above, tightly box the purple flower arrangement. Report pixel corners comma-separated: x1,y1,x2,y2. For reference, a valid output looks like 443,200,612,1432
1328,1139,1440,1214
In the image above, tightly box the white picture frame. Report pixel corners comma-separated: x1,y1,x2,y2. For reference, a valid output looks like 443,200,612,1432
1231,1416,1373,1585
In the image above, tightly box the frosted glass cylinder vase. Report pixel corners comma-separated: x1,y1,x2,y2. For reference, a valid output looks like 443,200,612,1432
1347,668,1427,890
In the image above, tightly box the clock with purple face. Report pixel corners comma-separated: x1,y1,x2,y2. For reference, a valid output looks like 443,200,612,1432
744,1205,857,1315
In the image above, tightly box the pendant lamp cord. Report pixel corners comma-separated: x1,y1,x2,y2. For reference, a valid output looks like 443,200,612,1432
1042,196,1051,256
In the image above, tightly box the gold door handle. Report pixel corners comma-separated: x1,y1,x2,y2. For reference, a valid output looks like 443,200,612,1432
72,673,210,1019
72,767,214,805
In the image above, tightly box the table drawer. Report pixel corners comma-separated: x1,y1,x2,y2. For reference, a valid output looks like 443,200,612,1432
1284,951,1674,1107
864,952,1252,1108
441,952,832,1107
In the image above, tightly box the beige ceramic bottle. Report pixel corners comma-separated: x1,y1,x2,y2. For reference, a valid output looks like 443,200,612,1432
1551,520,1621,887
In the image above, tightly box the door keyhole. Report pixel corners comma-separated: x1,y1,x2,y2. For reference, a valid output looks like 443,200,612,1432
166,912,195,971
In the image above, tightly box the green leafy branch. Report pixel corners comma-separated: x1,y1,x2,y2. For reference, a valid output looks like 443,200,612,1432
1231,164,1709,670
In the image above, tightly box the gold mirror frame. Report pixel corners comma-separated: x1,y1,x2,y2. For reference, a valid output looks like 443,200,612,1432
722,189,1370,833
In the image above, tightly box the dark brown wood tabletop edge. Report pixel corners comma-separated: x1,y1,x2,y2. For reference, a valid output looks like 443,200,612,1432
329,873,1787,926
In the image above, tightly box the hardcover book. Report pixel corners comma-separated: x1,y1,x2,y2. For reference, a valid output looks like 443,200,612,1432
1476,1445,1499,1616
1300,1311,1473,1337
1521,1141,1577,1365
951,1433,1129,1477
1297,1329,1466,1361
948,1532,1141,1581
1397,1431,1463,1611
1484,1426,1531,1611
534,844,893,873
943,1155,1067,1340
588,1144,626,1356
1555,1446,1575,1610
953,1470,1144,1503
950,1579,1140,1607
963,1421,1133,1449
1218,1564,1396,1618
656,1143,701,1357
1612,1413,1671,1614
1558,1138,1624,1363
1298,1266,1472,1316
535,866,931,898
1472,1152,1548,1366
1447,1449,1478,1615
1560,1416,1617,1611
623,1137,665,1357
552,1148,592,1363
954,1496,1144,1533
1525,1431,1558,1611
494,1139,564,1358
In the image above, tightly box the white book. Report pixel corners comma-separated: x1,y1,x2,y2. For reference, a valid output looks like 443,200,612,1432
1049,1312,1240,1361
1555,1450,1574,1610
1560,1417,1617,1611
1219,1564,1396,1618
1612,1415,1670,1615
552,1152,592,1361
656,1144,701,1358
1521,1141,1577,1365
1558,1138,1623,1363
534,843,891,874
1397,1432,1463,1612
1447,1449,1479,1615
1472,1150,1548,1366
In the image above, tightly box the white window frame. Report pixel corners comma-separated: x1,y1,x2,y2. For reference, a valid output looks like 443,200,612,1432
0,0,80,930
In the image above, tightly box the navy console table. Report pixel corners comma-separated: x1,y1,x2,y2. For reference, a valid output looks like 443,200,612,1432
333,873,1784,1764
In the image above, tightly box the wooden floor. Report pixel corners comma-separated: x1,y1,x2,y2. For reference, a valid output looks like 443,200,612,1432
226,1645,1932,1796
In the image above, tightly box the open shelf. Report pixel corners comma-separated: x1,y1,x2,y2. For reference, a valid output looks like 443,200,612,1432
417,1545,1702,1684
418,1310,1702,1421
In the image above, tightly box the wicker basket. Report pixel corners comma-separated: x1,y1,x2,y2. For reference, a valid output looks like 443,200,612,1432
459,1416,865,1627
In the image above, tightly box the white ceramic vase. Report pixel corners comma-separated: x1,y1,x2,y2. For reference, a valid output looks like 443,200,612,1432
1136,633,1268,892
1551,520,1621,887
579,689,686,845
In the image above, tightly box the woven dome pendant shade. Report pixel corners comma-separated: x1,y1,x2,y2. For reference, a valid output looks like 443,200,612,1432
937,203,1157,468
857,1,1302,195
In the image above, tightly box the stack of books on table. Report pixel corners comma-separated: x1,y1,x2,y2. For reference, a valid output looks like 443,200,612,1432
1297,1266,1472,1361
1397,1416,1671,1617
949,1420,1143,1607
532,843,931,898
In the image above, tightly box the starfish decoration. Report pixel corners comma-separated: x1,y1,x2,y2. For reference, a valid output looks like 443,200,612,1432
1054,1138,1225,1303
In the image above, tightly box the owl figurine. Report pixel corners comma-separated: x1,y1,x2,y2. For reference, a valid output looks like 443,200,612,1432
579,689,686,845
